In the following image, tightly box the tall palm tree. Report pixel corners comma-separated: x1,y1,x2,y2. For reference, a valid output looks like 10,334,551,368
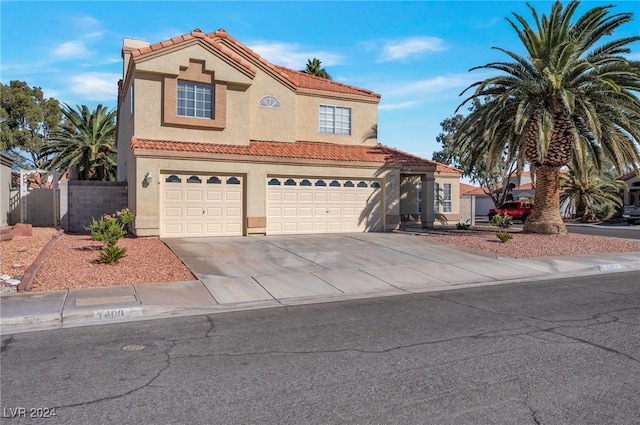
42,104,117,181
455,1,640,234
560,160,628,220
302,58,332,80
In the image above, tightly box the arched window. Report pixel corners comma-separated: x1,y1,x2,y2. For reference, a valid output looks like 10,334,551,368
187,175,202,183
344,181,354,187
357,181,368,188
207,176,221,184
259,95,281,108
300,179,312,186
284,179,296,186
371,182,381,188
227,177,241,185
329,180,341,187
165,175,181,183
315,180,326,187
268,178,281,186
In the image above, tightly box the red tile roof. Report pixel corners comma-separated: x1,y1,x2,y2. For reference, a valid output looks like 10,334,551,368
131,138,458,172
126,28,380,100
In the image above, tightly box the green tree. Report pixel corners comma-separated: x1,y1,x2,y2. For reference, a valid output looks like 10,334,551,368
302,58,332,80
455,1,640,234
0,80,61,168
560,160,628,221
41,104,117,181
433,104,523,207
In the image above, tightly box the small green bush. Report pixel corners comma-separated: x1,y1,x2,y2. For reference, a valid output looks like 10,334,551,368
85,208,135,264
490,213,513,228
593,203,616,221
456,222,470,230
496,231,513,243
99,245,128,264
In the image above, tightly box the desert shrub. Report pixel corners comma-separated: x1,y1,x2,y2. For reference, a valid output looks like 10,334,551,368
85,208,135,264
456,222,470,230
99,245,128,264
490,213,513,228
496,231,513,243
593,203,616,221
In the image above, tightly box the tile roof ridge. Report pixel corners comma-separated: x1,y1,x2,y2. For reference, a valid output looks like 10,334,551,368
273,65,381,98
373,143,462,174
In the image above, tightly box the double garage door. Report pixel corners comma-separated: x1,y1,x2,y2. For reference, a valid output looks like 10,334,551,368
266,177,382,235
161,173,382,237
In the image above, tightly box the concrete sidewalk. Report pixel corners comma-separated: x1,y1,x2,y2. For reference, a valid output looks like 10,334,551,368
1,233,639,334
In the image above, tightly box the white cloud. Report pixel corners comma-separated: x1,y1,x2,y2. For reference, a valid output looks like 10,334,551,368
53,41,88,58
247,40,341,70
69,73,120,101
378,100,419,111
381,73,478,97
378,37,446,62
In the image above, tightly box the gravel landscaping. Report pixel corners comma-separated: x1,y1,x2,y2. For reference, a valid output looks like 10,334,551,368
1,226,639,293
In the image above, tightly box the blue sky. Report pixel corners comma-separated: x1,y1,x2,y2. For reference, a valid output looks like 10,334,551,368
2,1,639,160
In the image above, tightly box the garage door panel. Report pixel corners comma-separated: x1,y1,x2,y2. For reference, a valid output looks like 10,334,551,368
206,191,223,201
164,207,183,218
299,193,313,202
186,207,203,217
185,191,203,201
164,190,183,201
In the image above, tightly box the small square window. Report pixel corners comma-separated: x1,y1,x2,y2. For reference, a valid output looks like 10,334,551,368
319,105,351,135
177,81,213,119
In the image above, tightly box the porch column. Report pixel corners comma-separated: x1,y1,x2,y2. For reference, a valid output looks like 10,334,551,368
421,174,435,228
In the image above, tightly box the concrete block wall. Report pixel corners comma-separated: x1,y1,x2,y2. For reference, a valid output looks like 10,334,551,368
63,181,128,233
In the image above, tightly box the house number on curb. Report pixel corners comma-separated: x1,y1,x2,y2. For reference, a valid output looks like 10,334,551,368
94,307,142,320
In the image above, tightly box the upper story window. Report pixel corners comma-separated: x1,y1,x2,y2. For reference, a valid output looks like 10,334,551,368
259,95,281,108
319,105,351,135
177,81,213,119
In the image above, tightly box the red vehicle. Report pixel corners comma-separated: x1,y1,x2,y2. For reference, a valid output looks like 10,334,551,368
488,201,534,223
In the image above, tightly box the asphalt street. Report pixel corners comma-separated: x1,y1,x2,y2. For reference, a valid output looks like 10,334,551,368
1,271,639,425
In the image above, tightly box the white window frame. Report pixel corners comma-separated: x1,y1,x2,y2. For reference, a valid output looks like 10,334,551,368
443,183,452,213
259,95,281,108
319,105,351,135
177,81,213,119
434,182,440,212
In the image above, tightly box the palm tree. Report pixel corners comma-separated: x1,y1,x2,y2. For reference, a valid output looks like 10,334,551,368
302,58,332,80
455,1,640,234
42,104,117,181
560,160,628,221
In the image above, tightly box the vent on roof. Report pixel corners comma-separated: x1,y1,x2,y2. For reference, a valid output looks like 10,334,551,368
193,28,202,33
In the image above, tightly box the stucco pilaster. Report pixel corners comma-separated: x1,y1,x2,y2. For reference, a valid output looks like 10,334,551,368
421,174,435,228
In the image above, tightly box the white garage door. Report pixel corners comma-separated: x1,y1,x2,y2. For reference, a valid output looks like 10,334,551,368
267,177,382,235
161,173,243,237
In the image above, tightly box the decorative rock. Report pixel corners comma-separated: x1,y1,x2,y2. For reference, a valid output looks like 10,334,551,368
12,263,22,269
12,223,32,237
17,246,28,252
0,274,10,281
6,279,20,286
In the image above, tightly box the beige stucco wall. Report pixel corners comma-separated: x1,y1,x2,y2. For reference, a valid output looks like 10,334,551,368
295,94,378,145
249,72,296,142
0,154,13,227
435,173,461,224
132,155,399,236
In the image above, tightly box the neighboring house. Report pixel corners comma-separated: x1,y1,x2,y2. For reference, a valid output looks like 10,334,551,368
116,28,461,237
622,171,640,207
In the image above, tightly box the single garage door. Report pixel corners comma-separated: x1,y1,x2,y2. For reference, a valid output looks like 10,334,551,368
161,173,243,237
267,177,382,235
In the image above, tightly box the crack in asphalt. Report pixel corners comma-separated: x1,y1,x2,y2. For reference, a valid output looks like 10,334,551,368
0,335,14,353
51,341,176,410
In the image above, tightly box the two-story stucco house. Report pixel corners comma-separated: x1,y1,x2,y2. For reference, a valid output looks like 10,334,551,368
116,28,461,237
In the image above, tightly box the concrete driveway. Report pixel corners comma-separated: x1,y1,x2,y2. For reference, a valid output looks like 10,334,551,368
161,232,607,306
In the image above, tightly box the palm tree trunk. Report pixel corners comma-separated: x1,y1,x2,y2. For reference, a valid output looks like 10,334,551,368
523,165,567,234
